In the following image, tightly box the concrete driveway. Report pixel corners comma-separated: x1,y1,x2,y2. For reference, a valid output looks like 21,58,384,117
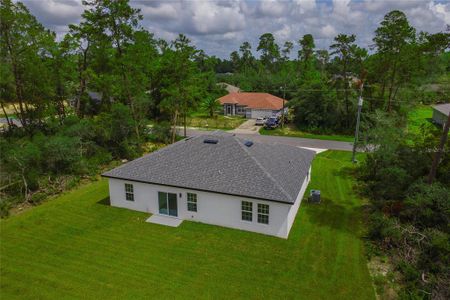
185,128,353,151
229,119,260,135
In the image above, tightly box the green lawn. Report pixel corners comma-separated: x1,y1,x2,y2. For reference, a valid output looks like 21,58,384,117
0,151,375,299
260,125,354,142
187,112,246,130
407,105,433,134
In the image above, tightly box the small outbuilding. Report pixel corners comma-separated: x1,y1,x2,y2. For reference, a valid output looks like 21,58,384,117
102,131,315,238
432,103,450,128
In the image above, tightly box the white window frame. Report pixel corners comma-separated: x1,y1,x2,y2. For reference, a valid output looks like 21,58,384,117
125,183,134,201
187,193,197,212
257,203,269,224
241,201,253,222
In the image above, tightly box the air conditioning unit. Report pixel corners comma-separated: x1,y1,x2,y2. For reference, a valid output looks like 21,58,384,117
309,190,321,203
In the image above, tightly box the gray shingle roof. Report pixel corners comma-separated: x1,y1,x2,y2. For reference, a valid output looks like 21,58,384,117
102,132,315,204
433,103,450,116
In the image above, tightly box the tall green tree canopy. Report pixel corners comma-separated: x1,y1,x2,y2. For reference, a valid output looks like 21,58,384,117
1,0,57,131
257,33,280,70
298,34,315,68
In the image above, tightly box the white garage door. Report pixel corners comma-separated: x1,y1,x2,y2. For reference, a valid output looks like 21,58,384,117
250,109,275,119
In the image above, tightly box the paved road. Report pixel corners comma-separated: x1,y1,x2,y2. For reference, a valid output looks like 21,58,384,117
185,128,354,151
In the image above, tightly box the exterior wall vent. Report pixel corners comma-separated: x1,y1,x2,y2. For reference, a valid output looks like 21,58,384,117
203,139,218,144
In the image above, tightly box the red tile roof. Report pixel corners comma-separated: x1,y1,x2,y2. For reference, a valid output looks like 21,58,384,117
218,92,287,110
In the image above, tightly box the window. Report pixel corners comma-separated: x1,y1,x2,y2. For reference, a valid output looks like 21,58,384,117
258,204,269,224
125,183,134,201
241,201,253,221
187,193,197,212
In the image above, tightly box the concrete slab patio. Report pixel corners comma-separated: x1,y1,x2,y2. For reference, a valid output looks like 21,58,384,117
146,215,183,227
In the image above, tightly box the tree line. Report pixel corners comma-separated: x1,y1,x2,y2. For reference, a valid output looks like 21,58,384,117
0,0,223,213
219,12,448,135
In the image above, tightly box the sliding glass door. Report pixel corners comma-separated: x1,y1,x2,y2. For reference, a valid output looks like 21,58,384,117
158,192,177,217
167,193,177,216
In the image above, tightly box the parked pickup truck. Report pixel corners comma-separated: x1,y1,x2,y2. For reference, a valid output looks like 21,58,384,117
264,117,279,129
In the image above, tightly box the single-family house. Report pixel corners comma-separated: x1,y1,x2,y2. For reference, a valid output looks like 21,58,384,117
432,103,450,128
102,132,315,238
69,91,113,111
218,92,287,119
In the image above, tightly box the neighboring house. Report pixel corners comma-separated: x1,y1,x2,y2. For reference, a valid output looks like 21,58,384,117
331,73,360,87
432,103,450,127
217,82,241,94
102,132,315,238
218,92,288,119
0,118,22,127
69,91,112,108
0,118,22,132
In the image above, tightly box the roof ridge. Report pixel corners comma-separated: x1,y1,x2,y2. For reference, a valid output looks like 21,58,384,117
234,137,293,202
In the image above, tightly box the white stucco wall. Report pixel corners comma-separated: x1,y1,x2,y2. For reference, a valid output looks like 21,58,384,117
287,166,312,234
432,109,447,126
108,175,310,238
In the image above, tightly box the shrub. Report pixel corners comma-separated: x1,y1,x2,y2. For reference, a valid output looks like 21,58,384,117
150,121,171,144
402,182,450,230
29,192,47,205
42,135,81,174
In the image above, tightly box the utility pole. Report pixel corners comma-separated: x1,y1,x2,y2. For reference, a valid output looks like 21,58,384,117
281,84,286,128
352,71,366,163
183,93,187,138
427,113,450,184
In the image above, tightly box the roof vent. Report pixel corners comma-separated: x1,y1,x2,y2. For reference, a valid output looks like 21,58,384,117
244,140,253,147
204,139,218,144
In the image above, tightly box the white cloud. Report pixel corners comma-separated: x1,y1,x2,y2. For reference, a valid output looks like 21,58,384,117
22,0,83,26
256,0,288,18
320,24,338,38
331,0,365,25
186,1,246,35
19,0,450,58
274,24,292,40
429,1,450,24
139,3,178,21
293,0,316,14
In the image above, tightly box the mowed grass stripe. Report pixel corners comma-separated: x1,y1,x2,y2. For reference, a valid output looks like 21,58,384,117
3,230,237,292
4,220,284,292
1,151,375,299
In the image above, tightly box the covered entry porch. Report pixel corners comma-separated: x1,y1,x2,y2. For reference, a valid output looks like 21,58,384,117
223,103,247,116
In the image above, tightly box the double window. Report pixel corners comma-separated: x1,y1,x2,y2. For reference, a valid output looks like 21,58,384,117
241,201,253,221
125,183,134,201
241,201,269,224
187,193,197,212
257,204,269,224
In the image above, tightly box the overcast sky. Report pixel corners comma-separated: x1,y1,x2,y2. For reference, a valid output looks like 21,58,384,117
22,0,450,58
